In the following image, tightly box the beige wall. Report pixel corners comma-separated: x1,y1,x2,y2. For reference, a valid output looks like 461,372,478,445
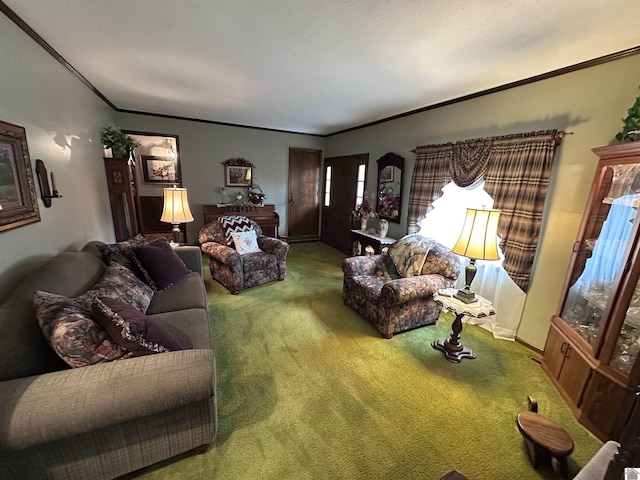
0,13,116,302
114,113,324,242
324,53,640,348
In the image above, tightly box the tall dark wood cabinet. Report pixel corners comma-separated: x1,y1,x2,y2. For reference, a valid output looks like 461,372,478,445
542,141,640,441
103,157,140,242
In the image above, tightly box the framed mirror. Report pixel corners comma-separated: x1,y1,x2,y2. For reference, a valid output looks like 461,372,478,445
376,152,404,223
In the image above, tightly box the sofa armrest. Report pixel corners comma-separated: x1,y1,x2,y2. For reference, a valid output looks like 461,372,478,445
380,274,454,306
174,245,202,274
342,255,385,277
200,241,241,267
257,236,289,259
0,349,215,450
573,440,619,480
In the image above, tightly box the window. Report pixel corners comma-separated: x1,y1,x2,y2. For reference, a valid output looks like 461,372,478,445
324,166,332,207
355,164,366,207
419,180,501,258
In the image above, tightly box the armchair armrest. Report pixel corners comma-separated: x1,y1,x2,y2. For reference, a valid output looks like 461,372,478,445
174,245,202,275
342,255,385,277
0,349,214,450
380,274,454,306
257,235,289,259
200,241,241,268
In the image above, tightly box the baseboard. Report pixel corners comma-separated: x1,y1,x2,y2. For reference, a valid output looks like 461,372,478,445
286,235,321,243
515,336,543,355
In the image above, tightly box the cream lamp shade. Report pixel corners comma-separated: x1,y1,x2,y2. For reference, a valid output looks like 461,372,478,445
161,185,194,243
451,208,501,303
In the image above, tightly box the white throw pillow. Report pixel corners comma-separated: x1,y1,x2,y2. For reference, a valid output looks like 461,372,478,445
230,229,261,254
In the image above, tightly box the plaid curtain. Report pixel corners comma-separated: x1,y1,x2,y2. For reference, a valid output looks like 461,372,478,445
407,144,452,233
408,130,559,292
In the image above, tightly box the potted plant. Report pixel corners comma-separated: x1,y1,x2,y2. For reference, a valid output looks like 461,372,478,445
100,127,140,158
616,86,640,142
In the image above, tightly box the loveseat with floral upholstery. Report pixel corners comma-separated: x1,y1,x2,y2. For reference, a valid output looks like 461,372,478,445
342,235,460,338
199,216,289,294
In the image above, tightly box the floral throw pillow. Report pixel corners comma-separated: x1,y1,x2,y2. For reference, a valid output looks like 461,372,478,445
388,234,436,277
34,291,129,368
75,263,154,313
97,235,148,271
230,229,262,254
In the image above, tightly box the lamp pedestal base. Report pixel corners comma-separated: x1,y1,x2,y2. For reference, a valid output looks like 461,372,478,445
431,313,476,363
171,224,181,244
453,287,478,304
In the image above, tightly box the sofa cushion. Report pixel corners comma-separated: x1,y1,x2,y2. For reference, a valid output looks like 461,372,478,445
34,291,129,368
92,297,185,356
388,234,435,277
131,238,191,291
231,229,261,254
75,263,154,313
147,272,207,314
219,215,253,245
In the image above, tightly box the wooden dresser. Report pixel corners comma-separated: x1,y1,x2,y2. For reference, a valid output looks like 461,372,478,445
203,204,280,237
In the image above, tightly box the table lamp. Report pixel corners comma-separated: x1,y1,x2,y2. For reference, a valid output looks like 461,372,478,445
451,207,501,303
161,185,194,244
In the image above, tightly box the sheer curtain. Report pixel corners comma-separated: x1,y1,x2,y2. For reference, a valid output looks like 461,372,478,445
420,181,524,340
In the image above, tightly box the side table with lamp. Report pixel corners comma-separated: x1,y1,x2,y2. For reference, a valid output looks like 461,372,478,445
432,207,501,363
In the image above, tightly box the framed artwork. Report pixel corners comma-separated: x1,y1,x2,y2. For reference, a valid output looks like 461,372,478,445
225,165,252,187
0,120,40,233
380,165,394,183
140,155,178,184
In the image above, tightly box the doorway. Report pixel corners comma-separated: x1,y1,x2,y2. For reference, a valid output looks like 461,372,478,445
321,153,369,254
287,148,322,241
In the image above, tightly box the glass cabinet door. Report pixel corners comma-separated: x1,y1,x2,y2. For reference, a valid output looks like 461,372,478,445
561,162,640,349
610,275,640,373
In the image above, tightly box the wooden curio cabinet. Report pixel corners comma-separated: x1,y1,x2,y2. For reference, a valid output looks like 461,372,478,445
542,141,640,441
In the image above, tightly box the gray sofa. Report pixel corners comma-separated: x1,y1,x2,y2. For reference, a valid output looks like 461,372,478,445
0,241,217,479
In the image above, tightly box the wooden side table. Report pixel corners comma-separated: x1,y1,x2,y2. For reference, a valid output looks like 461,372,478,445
432,288,495,363
517,409,574,478
350,229,396,256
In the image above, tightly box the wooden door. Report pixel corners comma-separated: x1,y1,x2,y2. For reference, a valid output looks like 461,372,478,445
287,148,322,241
321,154,369,254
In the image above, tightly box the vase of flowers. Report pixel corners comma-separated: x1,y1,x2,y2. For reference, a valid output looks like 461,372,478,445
353,197,378,231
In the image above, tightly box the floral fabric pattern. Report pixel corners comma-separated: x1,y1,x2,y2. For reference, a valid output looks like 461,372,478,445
75,264,154,313
199,219,289,294
97,235,148,272
34,291,130,368
342,238,460,338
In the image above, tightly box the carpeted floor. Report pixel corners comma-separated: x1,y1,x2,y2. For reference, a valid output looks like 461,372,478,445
128,241,603,479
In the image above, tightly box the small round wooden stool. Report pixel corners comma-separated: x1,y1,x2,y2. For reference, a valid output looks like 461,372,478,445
516,410,574,478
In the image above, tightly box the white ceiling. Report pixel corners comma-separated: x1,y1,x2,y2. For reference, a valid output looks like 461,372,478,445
4,0,640,135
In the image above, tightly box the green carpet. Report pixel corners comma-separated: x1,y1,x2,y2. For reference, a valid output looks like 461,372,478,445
130,242,603,479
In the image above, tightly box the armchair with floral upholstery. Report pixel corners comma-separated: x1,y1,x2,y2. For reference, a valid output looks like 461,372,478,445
342,236,460,338
198,217,289,294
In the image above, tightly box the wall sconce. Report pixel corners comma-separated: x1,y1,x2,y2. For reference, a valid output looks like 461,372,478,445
35,159,62,208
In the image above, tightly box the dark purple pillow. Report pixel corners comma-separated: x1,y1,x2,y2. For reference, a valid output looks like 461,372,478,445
92,297,184,356
131,238,191,291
